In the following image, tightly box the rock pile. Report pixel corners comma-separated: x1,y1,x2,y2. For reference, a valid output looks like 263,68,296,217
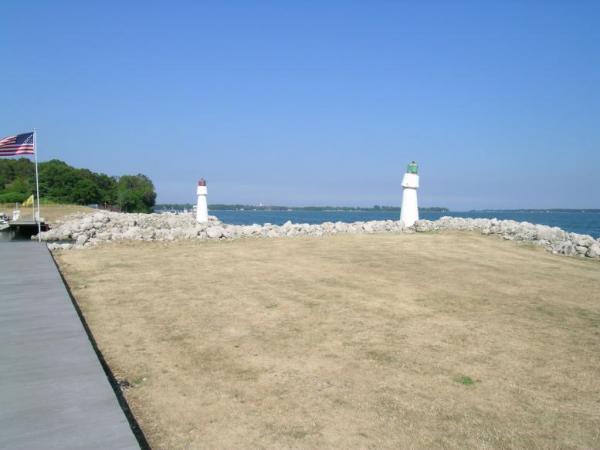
40,211,407,250
39,211,600,260
414,216,600,259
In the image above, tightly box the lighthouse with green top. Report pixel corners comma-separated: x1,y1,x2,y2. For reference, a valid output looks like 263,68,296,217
400,161,419,226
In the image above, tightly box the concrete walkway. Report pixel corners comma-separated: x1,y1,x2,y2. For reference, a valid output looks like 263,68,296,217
0,242,139,449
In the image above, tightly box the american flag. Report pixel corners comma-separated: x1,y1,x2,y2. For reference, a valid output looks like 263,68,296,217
0,132,35,157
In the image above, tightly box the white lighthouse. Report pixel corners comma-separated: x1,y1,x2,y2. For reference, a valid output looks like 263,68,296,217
400,161,419,227
196,178,208,223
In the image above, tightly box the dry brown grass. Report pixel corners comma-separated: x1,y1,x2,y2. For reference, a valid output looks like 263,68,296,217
55,232,600,449
0,203,94,225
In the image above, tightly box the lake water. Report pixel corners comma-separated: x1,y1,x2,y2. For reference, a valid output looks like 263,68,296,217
212,210,600,239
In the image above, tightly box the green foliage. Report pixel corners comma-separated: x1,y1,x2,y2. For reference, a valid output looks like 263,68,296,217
116,174,156,213
0,191,29,203
0,158,156,213
38,159,116,205
6,177,31,195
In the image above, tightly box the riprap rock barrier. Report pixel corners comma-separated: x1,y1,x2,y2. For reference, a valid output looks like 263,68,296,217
39,211,600,260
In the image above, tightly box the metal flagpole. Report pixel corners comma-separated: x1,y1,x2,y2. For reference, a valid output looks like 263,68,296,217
33,129,41,242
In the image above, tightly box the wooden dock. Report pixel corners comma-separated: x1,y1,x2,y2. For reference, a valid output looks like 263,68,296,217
0,242,140,449
6,218,48,233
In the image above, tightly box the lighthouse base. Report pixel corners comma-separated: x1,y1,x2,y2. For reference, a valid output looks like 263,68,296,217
196,196,208,223
400,188,419,227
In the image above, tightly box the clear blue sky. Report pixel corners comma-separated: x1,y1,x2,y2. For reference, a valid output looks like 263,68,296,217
2,1,599,209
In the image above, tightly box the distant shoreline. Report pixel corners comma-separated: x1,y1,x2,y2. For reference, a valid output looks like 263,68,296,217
468,209,600,213
155,204,449,212
154,204,600,214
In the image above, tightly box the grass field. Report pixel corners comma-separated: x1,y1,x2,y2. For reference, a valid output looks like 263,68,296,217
55,232,600,449
0,203,94,225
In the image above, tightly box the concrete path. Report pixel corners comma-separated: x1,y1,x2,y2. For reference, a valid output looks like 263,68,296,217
0,242,140,449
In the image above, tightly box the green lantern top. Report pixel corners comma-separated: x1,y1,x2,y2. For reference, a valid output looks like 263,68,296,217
406,161,418,174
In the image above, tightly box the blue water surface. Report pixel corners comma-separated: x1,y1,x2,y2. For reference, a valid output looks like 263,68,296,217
212,210,600,239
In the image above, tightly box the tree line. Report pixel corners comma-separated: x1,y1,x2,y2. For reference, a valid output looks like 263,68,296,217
155,204,449,212
0,158,156,213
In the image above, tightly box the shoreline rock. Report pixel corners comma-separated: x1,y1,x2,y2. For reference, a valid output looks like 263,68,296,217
38,211,600,260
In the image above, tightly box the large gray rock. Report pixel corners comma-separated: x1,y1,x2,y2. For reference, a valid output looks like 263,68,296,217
334,222,348,232
414,220,436,232
572,233,595,248
206,226,224,239
587,243,600,258
75,235,88,247
267,229,280,238
241,225,261,237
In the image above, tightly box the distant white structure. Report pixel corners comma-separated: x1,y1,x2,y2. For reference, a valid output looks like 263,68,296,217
196,178,208,223
400,161,419,227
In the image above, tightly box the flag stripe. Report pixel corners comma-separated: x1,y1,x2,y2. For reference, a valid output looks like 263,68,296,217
0,151,34,154
0,152,35,155
0,132,35,157
0,149,35,152
0,146,34,149
0,149,34,151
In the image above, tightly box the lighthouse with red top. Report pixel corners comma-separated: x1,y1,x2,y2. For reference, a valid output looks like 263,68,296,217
196,178,208,223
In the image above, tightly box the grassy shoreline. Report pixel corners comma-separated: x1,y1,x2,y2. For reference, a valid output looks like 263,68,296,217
55,233,600,449
0,203,94,225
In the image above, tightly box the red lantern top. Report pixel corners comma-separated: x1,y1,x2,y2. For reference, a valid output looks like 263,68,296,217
198,178,206,186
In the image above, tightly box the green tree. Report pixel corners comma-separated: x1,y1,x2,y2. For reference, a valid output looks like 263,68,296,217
37,159,118,205
0,158,155,211
116,174,156,213
0,158,34,192
71,179,102,204
0,176,32,203
94,173,117,205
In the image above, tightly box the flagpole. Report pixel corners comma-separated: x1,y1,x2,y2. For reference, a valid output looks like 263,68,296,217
33,129,41,242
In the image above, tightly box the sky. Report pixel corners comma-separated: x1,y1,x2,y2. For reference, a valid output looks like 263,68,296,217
1,1,599,210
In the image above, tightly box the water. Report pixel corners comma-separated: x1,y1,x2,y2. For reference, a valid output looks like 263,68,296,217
212,210,600,239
